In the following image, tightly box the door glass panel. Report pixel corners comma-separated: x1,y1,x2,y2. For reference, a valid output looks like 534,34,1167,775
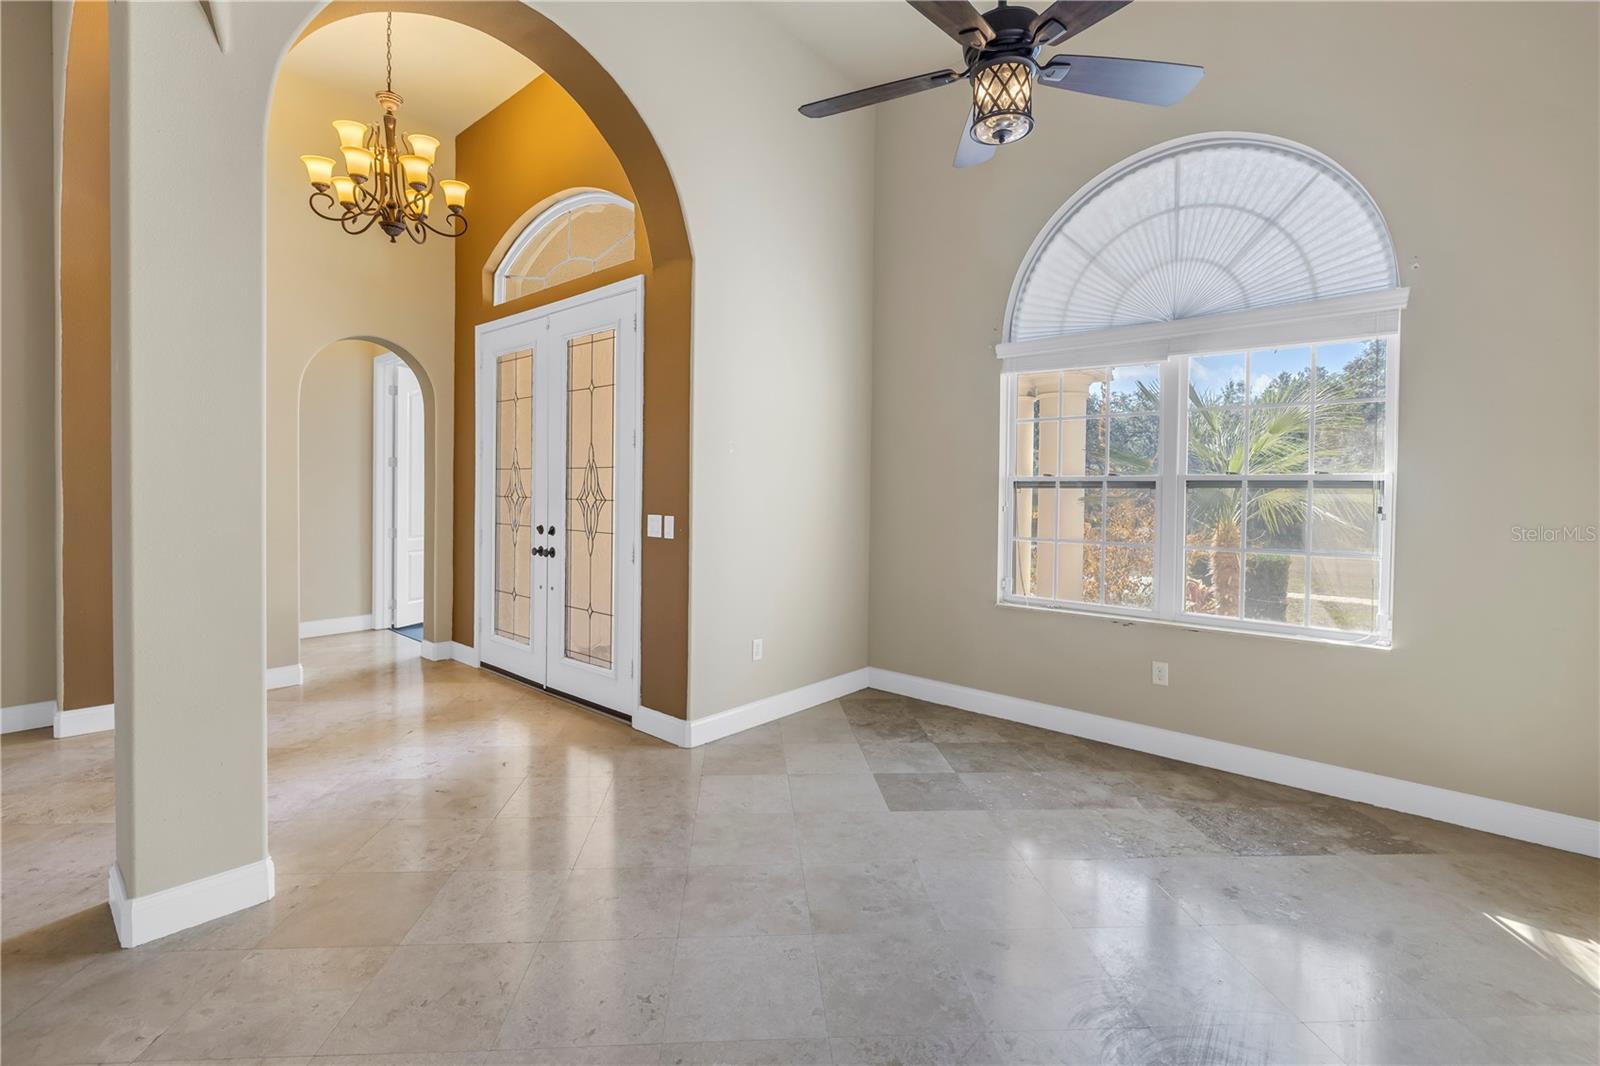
566,330,616,668
494,350,534,643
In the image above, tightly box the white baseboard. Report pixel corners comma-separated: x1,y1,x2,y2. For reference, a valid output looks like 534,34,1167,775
633,705,689,746
108,857,275,948
2,699,57,734
637,667,872,748
419,640,452,662
451,642,480,667
299,614,375,639
869,667,1600,858
265,664,303,690
54,703,113,738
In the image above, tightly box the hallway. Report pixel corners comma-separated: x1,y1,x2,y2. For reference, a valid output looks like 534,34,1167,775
2,632,1595,1064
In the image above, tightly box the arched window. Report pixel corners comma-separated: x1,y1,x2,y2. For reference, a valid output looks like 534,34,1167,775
999,134,1407,645
493,190,636,305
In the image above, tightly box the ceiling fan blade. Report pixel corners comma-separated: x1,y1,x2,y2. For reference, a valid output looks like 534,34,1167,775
1037,54,1204,106
907,1,994,46
954,110,996,168
799,69,962,118
1030,1,1131,46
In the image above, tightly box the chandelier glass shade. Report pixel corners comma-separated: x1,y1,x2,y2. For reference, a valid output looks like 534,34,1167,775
300,13,468,244
971,57,1036,146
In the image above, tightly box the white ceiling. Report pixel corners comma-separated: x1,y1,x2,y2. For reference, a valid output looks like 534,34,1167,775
282,12,541,137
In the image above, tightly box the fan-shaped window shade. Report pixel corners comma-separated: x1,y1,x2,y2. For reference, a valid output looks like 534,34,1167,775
494,190,636,305
1008,135,1397,342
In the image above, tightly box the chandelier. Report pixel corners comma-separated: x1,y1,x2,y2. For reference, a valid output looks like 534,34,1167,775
300,12,468,243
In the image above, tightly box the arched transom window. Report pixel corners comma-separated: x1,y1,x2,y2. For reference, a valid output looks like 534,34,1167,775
1008,134,1397,341
494,190,636,305
998,134,1407,646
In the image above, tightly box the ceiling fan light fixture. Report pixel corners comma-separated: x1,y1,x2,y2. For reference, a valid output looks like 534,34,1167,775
971,56,1035,146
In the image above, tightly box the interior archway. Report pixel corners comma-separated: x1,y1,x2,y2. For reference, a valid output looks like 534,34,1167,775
272,1,693,715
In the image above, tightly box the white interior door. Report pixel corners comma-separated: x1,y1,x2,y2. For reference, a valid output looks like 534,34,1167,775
475,277,642,715
393,363,426,627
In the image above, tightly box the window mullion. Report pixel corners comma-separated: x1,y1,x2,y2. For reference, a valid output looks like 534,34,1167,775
1155,358,1184,619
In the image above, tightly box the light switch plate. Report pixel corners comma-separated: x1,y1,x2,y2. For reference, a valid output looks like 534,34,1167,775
646,514,662,538
1152,661,1169,686
664,515,676,539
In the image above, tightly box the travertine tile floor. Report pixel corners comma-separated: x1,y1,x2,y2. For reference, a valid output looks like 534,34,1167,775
2,631,1596,1065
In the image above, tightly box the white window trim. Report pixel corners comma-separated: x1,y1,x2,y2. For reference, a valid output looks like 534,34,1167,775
995,290,1406,648
492,189,635,305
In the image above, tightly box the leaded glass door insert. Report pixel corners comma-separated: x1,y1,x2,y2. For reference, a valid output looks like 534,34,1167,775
476,278,642,715
565,329,616,669
494,349,535,643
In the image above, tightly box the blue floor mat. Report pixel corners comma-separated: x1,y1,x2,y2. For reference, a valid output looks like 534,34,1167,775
393,623,423,643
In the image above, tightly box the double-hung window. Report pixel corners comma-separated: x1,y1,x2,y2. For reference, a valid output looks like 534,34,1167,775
1000,319,1401,644
998,132,1406,646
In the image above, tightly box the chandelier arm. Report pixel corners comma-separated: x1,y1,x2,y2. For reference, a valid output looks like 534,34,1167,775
341,212,381,236
405,217,428,245
308,190,353,222
414,212,467,239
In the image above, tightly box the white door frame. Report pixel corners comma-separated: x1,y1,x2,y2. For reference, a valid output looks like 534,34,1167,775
371,353,400,630
473,274,644,716
371,352,426,630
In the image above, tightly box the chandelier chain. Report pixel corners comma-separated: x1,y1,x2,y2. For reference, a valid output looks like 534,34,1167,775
385,11,393,93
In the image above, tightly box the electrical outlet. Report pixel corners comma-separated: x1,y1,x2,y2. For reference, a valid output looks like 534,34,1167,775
752,638,763,662
1152,661,1169,686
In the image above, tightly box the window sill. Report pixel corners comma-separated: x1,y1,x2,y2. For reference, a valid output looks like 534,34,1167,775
996,596,1392,651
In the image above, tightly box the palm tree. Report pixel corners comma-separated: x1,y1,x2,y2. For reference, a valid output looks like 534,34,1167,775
1184,365,1375,619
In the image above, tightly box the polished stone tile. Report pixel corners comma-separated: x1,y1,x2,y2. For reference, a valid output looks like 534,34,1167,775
934,742,1044,773
874,772,986,811
858,740,954,774
782,742,870,775
319,942,535,1055
786,773,890,813
258,871,448,947
804,861,942,935
497,776,614,818
917,859,1070,931
962,770,1142,810
404,869,567,944
1,949,245,1064
1083,925,1295,1028
695,774,792,814
1028,859,1196,928
661,1037,832,1065
459,816,596,872
573,812,694,868
1205,923,1450,1023
1147,1019,1341,1064
690,813,800,866
545,866,688,940
141,947,389,1061
1458,1013,1600,1065
678,865,811,937
699,745,788,776
497,939,676,1048
340,818,491,871
1306,1018,1502,1065
267,817,387,874
812,930,984,1036
4,632,1595,1066
947,927,1141,1031
663,936,827,1041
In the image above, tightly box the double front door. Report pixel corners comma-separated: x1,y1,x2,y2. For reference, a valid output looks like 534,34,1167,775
475,279,641,715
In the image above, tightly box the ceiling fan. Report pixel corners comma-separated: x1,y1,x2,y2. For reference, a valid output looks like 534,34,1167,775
798,1,1203,167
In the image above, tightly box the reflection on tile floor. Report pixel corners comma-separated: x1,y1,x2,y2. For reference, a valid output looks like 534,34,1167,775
3,631,1595,1064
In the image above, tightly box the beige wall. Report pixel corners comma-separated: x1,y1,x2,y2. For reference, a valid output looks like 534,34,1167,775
869,1,1600,820
541,3,877,717
299,341,383,624
1,0,59,711
265,66,456,669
